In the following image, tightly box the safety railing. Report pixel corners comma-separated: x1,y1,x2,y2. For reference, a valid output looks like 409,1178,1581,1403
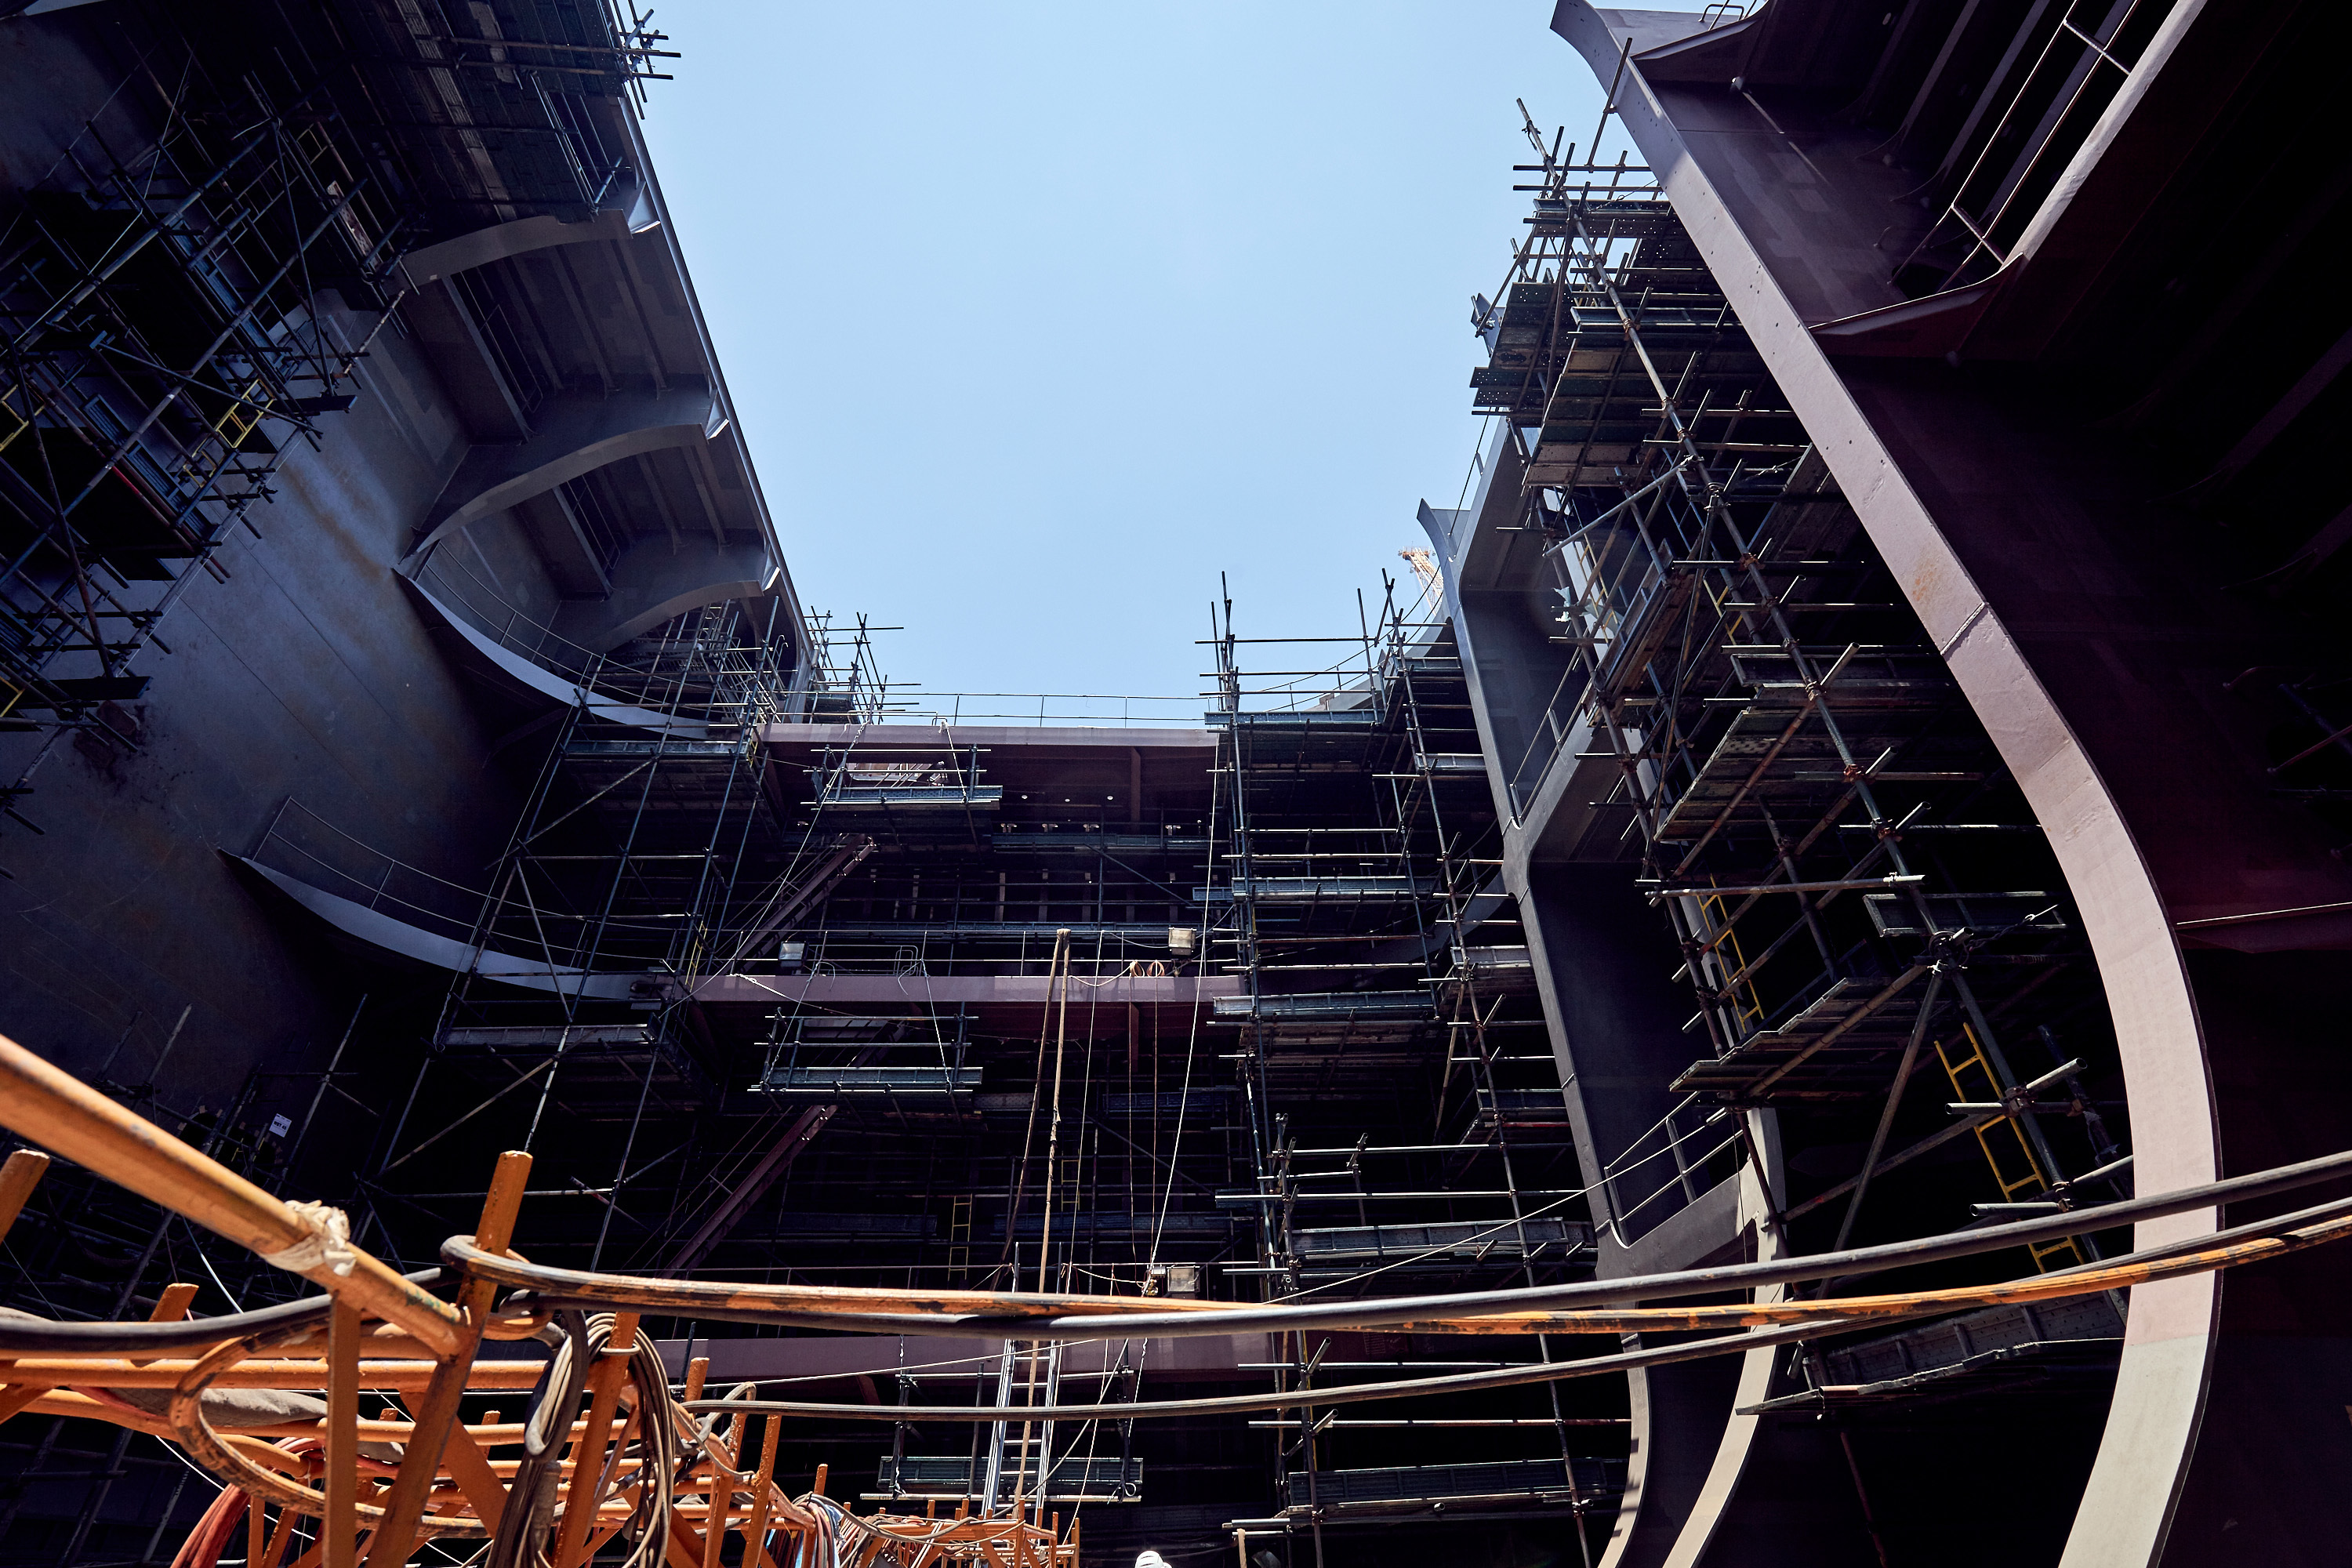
246,797,489,949
410,546,797,731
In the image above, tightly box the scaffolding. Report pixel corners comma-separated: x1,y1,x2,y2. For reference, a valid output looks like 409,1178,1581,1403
239,600,1260,1544
255,553,1639,1555
0,0,688,853
0,64,401,833
1201,576,1625,1562
1470,122,2132,1365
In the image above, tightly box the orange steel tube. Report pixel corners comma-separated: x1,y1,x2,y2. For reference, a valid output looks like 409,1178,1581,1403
363,1151,532,1566
0,1148,49,1246
699,1453,731,1568
0,1359,548,1390
739,1415,781,1567
0,1034,459,1352
554,1310,637,1568
162,1335,485,1539
325,1302,360,1568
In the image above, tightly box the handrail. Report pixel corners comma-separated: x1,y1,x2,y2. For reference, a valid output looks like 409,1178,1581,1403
412,546,797,728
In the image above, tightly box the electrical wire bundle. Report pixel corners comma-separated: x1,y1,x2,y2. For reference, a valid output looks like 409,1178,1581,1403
486,1312,677,1568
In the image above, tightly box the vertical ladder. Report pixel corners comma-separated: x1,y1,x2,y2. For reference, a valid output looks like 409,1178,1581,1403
981,1341,1064,1515
946,1192,971,1283
980,1341,1016,1512
1696,883,1766,1030
1937,1023,2080,1270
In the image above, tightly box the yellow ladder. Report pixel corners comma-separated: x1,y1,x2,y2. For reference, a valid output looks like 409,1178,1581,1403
946,1193,971,1283
1937,1023,2079,1271
0,386,33,455
214,379,272,451
1697,884,1766,1029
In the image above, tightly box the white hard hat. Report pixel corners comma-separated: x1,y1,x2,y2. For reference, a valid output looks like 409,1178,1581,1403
1136,1553,1171,1568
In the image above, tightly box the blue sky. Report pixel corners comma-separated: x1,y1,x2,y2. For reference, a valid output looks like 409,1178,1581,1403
639,4,1604,717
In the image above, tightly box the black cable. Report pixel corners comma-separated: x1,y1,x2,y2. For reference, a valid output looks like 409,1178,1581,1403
682,1189,2352,1439
678,1187,2352,1426
0,1268,441,1356
467,1142,2352,1341
487,1311,676,1568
